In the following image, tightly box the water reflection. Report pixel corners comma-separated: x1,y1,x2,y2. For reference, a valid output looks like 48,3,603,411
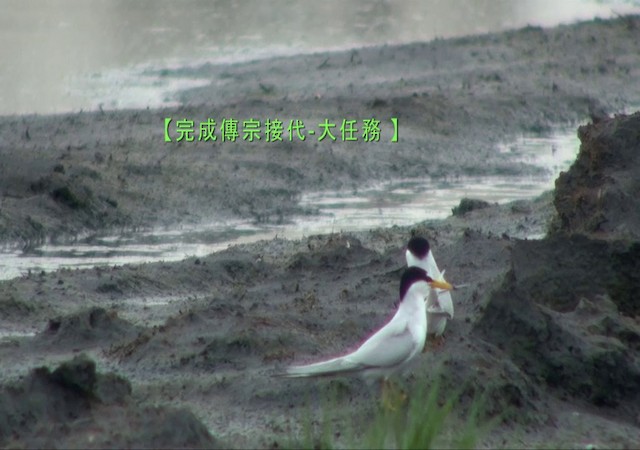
297,128,579,230
2,0,638,115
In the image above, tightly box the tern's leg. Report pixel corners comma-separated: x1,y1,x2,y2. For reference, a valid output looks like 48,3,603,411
422,333,446,353
381,378,391,410
380,378,407,411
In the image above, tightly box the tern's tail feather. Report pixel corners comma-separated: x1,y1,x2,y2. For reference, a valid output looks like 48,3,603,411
283,356,360,378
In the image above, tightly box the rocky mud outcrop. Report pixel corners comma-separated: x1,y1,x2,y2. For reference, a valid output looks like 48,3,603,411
475,113,640,435
553,112,640,240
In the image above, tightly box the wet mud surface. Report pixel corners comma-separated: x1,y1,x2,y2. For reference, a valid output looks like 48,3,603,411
1,16,640,449
2,17,640,246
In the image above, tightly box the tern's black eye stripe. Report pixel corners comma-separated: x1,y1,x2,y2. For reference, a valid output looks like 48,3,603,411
407,236,430,259
399,267,429,300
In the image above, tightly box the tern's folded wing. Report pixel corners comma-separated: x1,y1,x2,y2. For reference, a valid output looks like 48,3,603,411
344,321,415,369
425,257,454,320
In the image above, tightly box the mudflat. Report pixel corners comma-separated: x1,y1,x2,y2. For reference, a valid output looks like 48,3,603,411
1,16,639,448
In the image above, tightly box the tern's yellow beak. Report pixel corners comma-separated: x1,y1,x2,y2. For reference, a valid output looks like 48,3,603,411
428,279,453,291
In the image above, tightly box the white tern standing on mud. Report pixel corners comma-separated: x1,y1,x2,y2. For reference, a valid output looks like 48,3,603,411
283,267,453,380
405,236,454,337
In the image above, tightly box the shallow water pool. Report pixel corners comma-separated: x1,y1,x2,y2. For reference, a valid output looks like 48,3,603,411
0,129,579,281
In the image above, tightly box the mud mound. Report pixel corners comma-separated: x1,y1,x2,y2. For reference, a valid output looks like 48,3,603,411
0,354,219,448
553,112,640,240
495,235,639,315
474,237,640,419
287,235,379,271
426,340,546,425
38,307,142,348
0,291,38,322
452,198,492,216
108,300,300,375
475,112,640,426
0,354,129,445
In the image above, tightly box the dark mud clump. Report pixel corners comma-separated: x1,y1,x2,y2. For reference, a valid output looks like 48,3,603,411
38,307,142,349
452,198,492,217
553,112,640,240
475,113,640,432
0,354,220,448
0,290,38,323
475,238,640,411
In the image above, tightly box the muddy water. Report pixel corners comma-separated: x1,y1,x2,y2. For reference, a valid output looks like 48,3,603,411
3,0,639,115
295,129,578,229
0,128,578,280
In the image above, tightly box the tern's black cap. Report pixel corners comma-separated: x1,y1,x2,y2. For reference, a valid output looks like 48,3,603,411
407,236,430,259
399,266,432,300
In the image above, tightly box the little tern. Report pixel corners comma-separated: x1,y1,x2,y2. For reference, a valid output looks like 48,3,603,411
283,267,453,380
406,236,454,337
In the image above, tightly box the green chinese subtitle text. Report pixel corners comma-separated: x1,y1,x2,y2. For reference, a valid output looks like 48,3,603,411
163,117,399,143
